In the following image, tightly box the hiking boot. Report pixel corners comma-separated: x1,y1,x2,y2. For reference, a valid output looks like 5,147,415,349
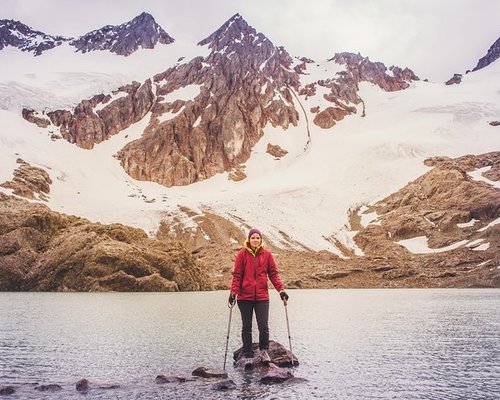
259,349,271,363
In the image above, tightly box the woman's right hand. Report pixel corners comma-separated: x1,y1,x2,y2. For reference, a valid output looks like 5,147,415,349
228,293,236,306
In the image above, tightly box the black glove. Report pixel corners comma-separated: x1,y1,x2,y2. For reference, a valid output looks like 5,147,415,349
228,293,236,306
280,291,289,301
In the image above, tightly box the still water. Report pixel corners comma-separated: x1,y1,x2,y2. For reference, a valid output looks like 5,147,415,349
0,289,499,399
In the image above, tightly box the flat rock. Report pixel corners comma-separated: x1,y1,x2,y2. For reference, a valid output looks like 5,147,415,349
260,368,294,384
211,379,236,391
98,384,120,390
191,366,228,379
34,384,62,392
155,374,187,384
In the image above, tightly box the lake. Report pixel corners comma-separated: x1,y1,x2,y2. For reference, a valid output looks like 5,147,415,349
0,289,499,399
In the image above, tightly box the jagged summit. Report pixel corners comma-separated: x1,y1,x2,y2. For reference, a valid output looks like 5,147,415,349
0,19,68,55
473,36,500,72
198,13,272,52
70,12,175,56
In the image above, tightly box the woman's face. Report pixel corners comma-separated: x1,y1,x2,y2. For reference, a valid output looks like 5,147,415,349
249,234,262,248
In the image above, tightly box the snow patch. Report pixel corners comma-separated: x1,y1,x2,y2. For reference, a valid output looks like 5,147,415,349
467,166,500,189
457,219,478,228
396,236,468,254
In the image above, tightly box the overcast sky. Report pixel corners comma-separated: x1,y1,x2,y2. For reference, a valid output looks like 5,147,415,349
2,0,499,82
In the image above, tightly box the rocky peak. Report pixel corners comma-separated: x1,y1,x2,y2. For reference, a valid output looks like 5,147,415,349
473,36,500,72
69,12,174,56
0,19,67,55
198,13,270,52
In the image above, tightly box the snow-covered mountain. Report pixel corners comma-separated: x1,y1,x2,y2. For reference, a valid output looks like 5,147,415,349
0,19,67,55
69,12,174,56
0,12,173,56
0,13,499,290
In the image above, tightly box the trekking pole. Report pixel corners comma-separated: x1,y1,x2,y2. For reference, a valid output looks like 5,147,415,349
223,302,234,371
283,298,294,367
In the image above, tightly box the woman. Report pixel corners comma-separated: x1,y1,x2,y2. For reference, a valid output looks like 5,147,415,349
228,228,289,367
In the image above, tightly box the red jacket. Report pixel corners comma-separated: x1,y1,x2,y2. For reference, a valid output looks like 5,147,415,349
230,242,284,301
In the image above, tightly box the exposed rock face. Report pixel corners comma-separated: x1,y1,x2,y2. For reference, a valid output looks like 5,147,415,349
331,52,419,92
69,12,174,56
38,81,154,149
21,108,51,128
1,159,52,201
117,14,300,187
473,36,500,72
445,73,462,85
0,193,211,291
313,106,351,129
300,52,418,128
267,143,288,158
0,19,67,55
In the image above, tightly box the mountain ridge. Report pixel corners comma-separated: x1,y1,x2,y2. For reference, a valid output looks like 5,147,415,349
0,12,174,56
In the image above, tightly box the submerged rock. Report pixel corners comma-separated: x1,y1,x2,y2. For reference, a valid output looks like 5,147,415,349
155,374,187,384
211,379,236,390
0,385,16,395
34,384,62,392
99,384,120,390
191,366,228,379
260,367,294,384
233,340,299,368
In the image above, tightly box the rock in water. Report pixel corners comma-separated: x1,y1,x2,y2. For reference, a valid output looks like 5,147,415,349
233,340,299,367
76,379,90,392
155,374,187,384
211,379,236,390
260,368,294,384
34,384,62,392
0,385,16,395
191,366,228,379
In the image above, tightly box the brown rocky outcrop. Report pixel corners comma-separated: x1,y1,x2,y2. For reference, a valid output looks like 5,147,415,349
0,193,210,291
21,108,51,128
40,81,154,149
1,159,52,201
266,143,288,158
313,106,352,129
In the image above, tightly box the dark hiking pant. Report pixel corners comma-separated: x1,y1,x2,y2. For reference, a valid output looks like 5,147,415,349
237,300,269,358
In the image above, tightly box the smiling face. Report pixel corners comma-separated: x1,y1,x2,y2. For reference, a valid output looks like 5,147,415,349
249,233,262,248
